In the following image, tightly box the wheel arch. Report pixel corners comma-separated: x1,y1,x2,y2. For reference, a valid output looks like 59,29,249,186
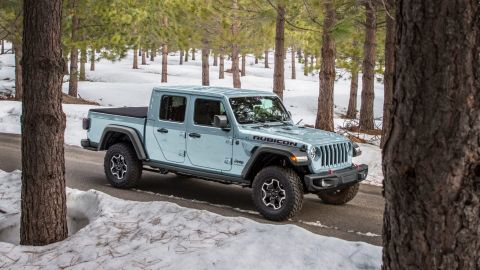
98,125,147,160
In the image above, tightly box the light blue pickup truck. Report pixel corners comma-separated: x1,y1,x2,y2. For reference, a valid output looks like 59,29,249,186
81,86,368,221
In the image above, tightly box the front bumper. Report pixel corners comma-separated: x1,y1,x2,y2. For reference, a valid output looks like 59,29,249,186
304,164,368,192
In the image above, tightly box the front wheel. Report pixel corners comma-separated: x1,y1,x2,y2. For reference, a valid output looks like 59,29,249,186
317,183,359,205
104,143,142,189
252,166,304,221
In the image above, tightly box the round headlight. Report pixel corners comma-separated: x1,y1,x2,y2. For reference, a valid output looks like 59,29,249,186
307,146,317,160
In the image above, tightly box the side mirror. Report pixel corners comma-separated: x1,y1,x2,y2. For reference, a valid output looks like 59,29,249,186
214,115,229,129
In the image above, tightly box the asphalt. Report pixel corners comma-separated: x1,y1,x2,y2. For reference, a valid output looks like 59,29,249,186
0,132,384,245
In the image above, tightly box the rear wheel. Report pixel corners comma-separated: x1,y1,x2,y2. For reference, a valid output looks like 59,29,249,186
252,166,303,221
318,183,359,205
104,143,142,189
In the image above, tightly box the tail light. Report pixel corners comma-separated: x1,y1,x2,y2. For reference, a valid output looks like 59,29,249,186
82,118,90,130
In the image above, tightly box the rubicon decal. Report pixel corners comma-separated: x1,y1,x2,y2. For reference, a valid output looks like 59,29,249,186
253,136,298,147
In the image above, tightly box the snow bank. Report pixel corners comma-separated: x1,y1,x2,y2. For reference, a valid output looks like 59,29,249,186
0,101,96,146
0,170,382,269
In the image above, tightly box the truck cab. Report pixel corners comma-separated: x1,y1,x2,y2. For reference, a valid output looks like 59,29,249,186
81,86,368,221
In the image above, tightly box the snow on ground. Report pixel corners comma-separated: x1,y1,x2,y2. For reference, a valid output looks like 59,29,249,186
0,170,382,269
0,48,384,185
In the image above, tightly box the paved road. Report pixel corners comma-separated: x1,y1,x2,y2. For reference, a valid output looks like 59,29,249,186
0,133,384,245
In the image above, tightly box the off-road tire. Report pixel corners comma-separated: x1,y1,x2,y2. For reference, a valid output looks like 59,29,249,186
252,166,304,221
318,183,359,205
104,143,142,189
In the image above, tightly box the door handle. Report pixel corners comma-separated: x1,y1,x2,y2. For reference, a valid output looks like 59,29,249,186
157,128,168,133
188,133,201,138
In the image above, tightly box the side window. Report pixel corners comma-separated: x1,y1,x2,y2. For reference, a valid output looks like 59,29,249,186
194,99,226,126
159,95,186,122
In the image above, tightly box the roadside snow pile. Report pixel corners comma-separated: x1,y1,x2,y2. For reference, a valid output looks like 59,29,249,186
0,170,382,269
354,143,383,186
0,101,97,146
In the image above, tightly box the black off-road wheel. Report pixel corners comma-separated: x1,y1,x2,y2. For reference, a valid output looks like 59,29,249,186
104,143,142,189
318,183,359,205
252,166,304,221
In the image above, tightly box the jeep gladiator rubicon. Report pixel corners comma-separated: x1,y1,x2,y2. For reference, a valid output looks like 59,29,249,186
81,86,368,221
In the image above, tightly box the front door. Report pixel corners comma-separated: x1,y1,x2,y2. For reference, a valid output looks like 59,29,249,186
153,94,188,163
186,97,233,171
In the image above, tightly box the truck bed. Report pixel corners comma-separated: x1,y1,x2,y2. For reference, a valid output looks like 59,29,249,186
90,107,148,118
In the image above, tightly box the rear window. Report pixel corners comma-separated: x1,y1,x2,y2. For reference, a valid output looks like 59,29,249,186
159,95,186,122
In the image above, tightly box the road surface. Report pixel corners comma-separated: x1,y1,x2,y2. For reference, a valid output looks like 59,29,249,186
0,132,384,245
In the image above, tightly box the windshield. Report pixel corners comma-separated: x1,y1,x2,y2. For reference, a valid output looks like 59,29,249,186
229,96,290,124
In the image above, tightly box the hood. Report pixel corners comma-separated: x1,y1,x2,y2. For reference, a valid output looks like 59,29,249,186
239,124,349,147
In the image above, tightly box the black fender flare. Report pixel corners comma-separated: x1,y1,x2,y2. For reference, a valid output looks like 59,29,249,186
98,125,147,160
241,144,309,180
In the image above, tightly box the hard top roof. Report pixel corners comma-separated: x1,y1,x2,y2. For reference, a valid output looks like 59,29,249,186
152,85,276,98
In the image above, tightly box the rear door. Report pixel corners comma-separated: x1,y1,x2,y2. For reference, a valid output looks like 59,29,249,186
153,94,188,163
186,97,233,171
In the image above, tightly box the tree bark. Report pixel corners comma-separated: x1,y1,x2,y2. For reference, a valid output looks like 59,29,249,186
219,54,225,79
273,4,285,99
68,0,78,97
192,48,196,60
161,44,167,83
254,56,258,64
297,48,302,63
381,0,395,148
264,50,269,68
89,48,95,71
180,50,184,65
315,2,336,131
14,43,23,100
132,46,138,69
382,1,480,269
1,40,4,54
213,53,218,66
184,49,188,62
346,70,359,119
201,44,209,86
79,47,86,81
291,47,296,79
150,48,155,61
304,54,308,76
241,53,246,76
63,55,69,75
359,1,376,130
231,0,241,88
21,0,68,246
141,48,146,65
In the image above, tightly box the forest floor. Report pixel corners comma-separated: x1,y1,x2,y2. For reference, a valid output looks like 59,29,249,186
0,170,382,269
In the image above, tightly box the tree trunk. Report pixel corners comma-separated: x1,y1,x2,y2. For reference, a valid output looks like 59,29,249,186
297,48,302,63
1,40,4,54
310,55,314,70
231,0,241,88
381,0,395,148
150,48,155,61
180,50,184,65
304,54,308,76
192,48,196,60
273,4,285,99
13,43,23,100
145,49,149,59
161,44,167,83
382,1,480,269
291,47,296,79
359,1,376,131
241,53,246,76
264,50,269,68
201,45,209,86
133,46,138,69
63,55,69,75
184,49,189,62
255,56,258,64
346,70,359,119
138,48,141,56
21,0,68,246
68,0,78,97
90,48,95,71
213,53,218,66
141,48,146,65
79,47,86,81
219,54,225,79
315,2,336,131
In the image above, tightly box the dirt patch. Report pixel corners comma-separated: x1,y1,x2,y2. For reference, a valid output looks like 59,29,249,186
62,94,99,105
